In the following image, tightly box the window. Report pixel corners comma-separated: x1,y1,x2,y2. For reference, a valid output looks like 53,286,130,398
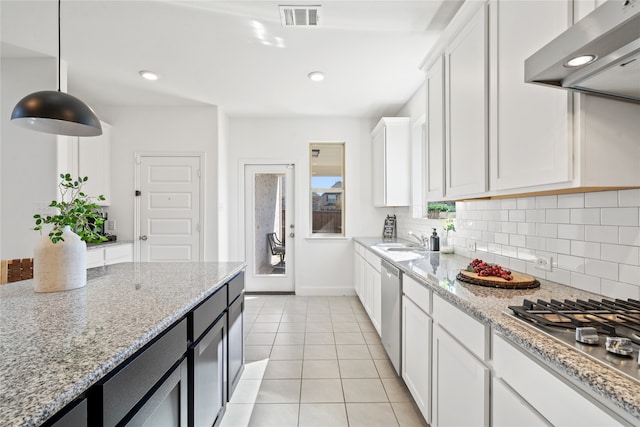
310,143,344,236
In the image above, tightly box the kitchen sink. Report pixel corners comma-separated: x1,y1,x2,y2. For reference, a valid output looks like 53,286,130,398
373,242,427,251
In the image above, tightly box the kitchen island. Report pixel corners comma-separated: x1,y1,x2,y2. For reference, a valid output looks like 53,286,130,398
0,261,245,427
355,237,640,426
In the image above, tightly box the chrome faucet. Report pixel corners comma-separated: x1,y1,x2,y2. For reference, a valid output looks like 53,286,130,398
407,231,428,248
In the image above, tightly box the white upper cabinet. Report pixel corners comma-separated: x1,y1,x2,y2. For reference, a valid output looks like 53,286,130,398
78,121,112,206
488,0,571,191
425,56,445,201
372,117,411,207
444,4,489,199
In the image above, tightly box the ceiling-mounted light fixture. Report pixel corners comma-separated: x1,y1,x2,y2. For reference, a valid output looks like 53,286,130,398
11,0,102,137
308,71,325,82
139,70,159,81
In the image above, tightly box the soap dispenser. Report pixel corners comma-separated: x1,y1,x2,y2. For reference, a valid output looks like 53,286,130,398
430,228,440,252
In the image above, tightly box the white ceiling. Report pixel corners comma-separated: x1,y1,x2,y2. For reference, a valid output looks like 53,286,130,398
1,1,462,117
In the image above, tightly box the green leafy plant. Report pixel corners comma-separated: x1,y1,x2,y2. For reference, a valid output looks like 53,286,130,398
443,218,456,232
34,174,107,244
428,203,450,212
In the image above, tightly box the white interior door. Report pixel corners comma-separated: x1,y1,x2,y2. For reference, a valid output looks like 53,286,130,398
244,164,295,293
138,155,202,262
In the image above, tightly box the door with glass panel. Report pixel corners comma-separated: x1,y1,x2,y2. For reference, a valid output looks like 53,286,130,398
244,164,294,292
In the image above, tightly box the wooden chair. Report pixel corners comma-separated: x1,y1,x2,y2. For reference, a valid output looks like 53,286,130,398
1,258,34,284
266,233,285,267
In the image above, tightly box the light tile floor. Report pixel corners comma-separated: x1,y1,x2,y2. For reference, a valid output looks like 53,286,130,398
220,294,428,427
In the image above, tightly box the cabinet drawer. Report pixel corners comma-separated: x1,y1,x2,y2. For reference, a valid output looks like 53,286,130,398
403,275,430,313
493,333,623,426
92,319,187,426
432,294,487,360
227,272,244,304
192,286,227,342
365,250,381,272
104,244,132,265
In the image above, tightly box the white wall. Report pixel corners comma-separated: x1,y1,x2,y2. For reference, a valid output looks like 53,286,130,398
1,58,59,259
99,106,220,261
226,117,383,295
217,109,230,261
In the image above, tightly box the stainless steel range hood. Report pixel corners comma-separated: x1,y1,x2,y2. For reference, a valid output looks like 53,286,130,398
525,0,640,103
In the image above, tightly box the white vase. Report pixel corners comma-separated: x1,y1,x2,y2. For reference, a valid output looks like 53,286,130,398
34,226,87,293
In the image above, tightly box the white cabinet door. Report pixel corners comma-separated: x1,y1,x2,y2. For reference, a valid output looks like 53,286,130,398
444,4,488,199
354,248,362,298
86,248,105,269
402,295,431,424
432,324,489,427
425,55,445,202
371,118,411,207
493,377,551,427
372,264,381,335
489,0,570,191
78,121,111,206
364,262,375,319
104,243,133,266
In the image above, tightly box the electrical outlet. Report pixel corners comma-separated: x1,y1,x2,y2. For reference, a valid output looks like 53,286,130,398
467,241,476,252
107,220,116,231
535,255,552,272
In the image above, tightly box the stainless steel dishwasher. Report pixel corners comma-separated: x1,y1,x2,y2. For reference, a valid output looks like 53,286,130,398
381,259,401,375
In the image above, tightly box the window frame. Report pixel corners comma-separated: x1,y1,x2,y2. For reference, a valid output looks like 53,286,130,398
309,142,345,238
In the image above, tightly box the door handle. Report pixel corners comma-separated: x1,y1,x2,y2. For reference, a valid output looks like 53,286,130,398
289,233,295,238
140,235,148,241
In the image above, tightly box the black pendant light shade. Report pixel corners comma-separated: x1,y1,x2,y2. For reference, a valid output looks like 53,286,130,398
10,0,102,137
11,90,102,137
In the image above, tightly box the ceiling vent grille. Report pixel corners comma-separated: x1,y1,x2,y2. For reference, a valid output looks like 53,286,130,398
279,5,321,27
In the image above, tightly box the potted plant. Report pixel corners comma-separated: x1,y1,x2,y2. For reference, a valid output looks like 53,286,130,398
427,203,450,219
32,174,106,292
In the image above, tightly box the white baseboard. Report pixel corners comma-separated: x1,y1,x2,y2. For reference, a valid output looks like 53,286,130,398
295,286,356,296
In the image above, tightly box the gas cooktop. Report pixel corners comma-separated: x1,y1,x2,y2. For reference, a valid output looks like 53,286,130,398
509,298,640,385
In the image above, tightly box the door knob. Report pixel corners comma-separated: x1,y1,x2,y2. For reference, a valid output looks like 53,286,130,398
289,233,295,238
140,235,148,241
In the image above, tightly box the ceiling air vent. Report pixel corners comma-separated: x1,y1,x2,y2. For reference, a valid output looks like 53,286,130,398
279,5,321,27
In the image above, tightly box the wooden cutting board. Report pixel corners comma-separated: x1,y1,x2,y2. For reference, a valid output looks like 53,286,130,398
457,270,540,289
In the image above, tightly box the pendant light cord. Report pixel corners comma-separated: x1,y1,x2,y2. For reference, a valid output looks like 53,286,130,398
57,0,61,92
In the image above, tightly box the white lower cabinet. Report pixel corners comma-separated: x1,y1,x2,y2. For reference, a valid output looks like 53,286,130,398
86,243,133,269
492,377,551,427
353,244,381,336
492,332,625,426
402,280,432,423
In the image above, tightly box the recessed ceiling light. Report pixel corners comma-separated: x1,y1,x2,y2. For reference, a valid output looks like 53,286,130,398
564,55,597,68
308,71,325,82
139,70,159,81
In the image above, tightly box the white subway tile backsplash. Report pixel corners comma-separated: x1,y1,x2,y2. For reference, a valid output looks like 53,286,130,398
620,226,640,246
584,225,619,244
518,222,536,236
535,195,557,209
601,244,639,266
601,207,639,226
509,210,525,222
619,264,640,286
570,241,601,259
557,254,585,273
558,193,584,209
536,223,557,238
526,209,546,223
570,272,601,294
585,259,619,281
584,190,618,207
558,224,585,240
510,234,526,248
546,238,571,255
600,279,640,300
517,197,536,210
545,209,570,224
570,208,600,225
397,190,640,299
619,189,640,207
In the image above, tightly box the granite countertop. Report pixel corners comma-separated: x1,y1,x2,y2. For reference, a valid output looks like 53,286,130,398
86,239,133,249
355,237,640,424
0,261,245,427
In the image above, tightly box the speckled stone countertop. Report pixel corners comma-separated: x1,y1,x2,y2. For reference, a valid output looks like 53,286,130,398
86,239,133,249
0,262,245,427
355,237,640,424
